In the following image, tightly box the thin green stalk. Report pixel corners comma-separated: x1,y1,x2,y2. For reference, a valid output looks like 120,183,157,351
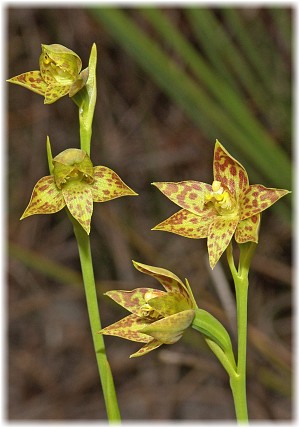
70,42,121,421
205,338,237,379
230,273,249,422
71,216,121,422
226,243,252,422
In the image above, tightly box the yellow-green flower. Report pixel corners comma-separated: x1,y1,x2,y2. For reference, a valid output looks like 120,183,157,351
152,140,290,269
99,261,196,357
21,148,137,234
7,44,88,104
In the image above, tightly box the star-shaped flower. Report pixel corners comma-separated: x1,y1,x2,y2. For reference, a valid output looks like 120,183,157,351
99,261,196,357
21,148,137,234
152,140,290,269
7,44,88,104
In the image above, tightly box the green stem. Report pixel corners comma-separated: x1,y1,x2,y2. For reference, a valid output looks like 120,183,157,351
226,243,256,423
230,273,249,422
204,338,237,379
71,217,121,422
70,43,120,420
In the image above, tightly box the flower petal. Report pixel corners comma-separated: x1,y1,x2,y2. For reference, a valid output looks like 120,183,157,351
240,184,291,220
61,181,93,234
91,166,137,202
213,140,249,199
148,292,192,317
132,261,190,301
152,206,217,239
235,214,261,243
130,339,162,358
104,288,165,315
99,314,152,343
140,309,195,344
20,176,65,219
152,181,211,216
40,44,82,83
68,76,86,97
7,71,47,96
44,84,71,104
207,216,239,269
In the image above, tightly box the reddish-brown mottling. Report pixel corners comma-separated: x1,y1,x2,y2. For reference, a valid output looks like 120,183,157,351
230,166,237,176
222,176,228,186
152,141,290,268
166,183,179,194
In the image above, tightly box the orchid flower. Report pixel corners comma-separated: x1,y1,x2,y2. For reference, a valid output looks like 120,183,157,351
7,44,88,104
99,261,196,357
152,140,290,269
21,147,137,234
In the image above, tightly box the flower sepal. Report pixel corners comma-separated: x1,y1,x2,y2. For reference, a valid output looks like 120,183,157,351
99,261,197,357
20,140,137,234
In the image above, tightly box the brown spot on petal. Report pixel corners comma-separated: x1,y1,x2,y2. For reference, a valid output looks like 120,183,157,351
230,166,237,176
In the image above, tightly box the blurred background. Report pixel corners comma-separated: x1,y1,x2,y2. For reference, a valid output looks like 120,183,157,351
7,6,293,421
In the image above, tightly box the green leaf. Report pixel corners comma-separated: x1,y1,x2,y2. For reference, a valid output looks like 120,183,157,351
46,136,53,174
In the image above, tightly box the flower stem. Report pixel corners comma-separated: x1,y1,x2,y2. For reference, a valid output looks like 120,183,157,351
226,243,255,423
229,273,249,422
71,217,121,421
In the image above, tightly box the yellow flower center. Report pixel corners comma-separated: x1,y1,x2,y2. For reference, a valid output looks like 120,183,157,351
205,181,236,214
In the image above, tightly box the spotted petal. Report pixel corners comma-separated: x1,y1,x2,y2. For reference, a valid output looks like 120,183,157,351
99,314,152,343
61,181,93,234
153,206,217,239
104,288,165,315
213,140,249,199
133,261,190,301
20,175,65,219
207,216,239,269
148,292,192,317
235,214,261,243
130,339,162,358
140,309,195,344
44,84,71,104
152,181,211,216
91,166,137,202
7,71,47,96
240,184,291,220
